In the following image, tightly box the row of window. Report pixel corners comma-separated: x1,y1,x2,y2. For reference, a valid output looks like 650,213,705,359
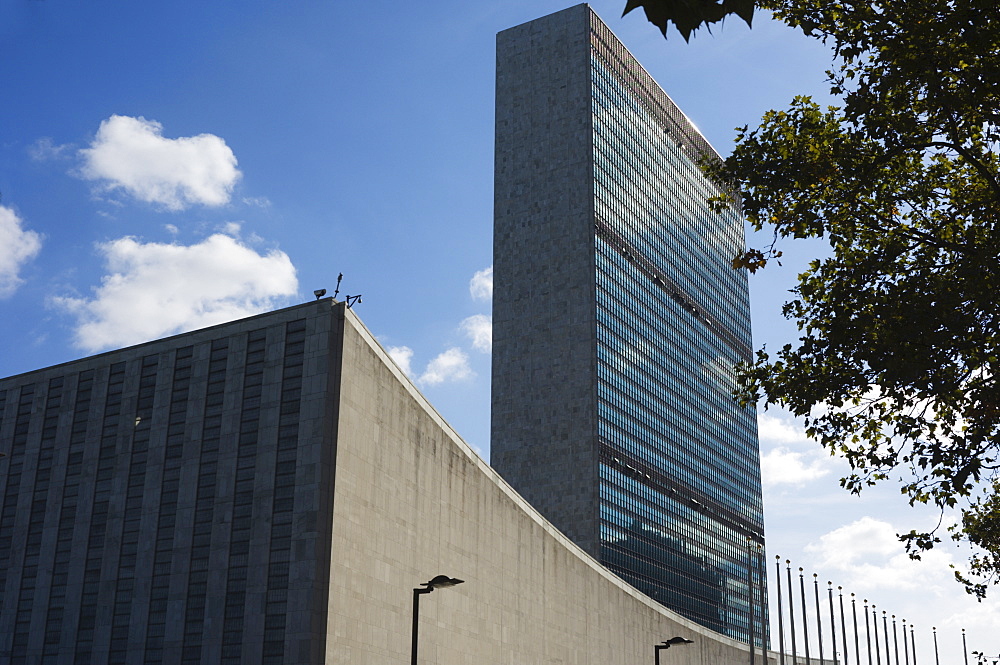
592,134,751,344
587,30,765,643
76,361,127,663
600,463,762,572
106,357,158,664
599,465,768,643
262,318,308,665
595,244,762,484
0,318,311,661
594,301,763,512
589,20,717,167
595,213,749,379
180,341,227,665
598,408,760,519
590,54,753,346
10,377,63,659
145,345,193,665
44,369,93,658
221,328,267,664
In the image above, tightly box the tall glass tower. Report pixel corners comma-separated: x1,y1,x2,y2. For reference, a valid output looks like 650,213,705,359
491,4,767,644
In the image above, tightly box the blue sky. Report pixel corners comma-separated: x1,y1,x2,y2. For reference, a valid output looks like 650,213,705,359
2,0,996,658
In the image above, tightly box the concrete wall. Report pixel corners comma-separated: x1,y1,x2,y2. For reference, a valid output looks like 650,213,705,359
327,308,778,665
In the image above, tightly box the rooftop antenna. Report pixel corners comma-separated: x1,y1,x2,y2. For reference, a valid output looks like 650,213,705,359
333,273,343,300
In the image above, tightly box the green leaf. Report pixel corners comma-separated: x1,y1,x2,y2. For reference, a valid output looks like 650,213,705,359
694,0,1000,597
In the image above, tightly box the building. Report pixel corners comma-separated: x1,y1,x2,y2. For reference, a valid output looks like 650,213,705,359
0,299,774,665
491,4,767,644
0,303,331,665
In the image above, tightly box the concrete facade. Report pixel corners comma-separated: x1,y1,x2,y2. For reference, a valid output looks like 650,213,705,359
0,300,781,664
329,304,779,665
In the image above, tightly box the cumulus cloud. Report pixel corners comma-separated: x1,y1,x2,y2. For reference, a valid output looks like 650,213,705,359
758,412,808,444
0,205,43,297
384,345,473,386
793,517,1000,656
388,346,414,377
461,314,492,353
469,266,492,302
757,411,835,487
77,115,241,210
761,447,832,487
808,517,901,567
52,233,297,351
221,221,242,237
805,516,956,592
419,347,473,386
384,266,488,388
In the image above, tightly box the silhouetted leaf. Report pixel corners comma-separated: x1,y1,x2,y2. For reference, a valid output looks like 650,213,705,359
623,0,755,41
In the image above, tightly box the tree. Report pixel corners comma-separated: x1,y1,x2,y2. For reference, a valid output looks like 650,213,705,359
622,0,755,41
693,0,1000,597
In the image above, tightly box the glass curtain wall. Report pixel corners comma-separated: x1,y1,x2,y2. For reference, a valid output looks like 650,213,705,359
589,23,767,645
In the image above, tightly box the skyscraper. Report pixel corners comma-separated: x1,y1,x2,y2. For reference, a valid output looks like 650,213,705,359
492,4,767,643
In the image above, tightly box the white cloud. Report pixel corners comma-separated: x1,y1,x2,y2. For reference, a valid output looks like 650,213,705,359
384,345,473,386
782,515,1000,657
221,221,242,237
808,517,900,568
805,516,956,592
761,446,832,487
29,137,73,161
758,412,809,445
52,233,297,352
419,347,473,386
0,205,43,297
388,345,414,377
242,196,271,208
469,265,493,302
945,601,1000,637
461,314,492,352
758,411,835,488
77,115,241,210
382,269,488,388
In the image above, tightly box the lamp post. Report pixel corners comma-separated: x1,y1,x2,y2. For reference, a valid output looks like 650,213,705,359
411,575,464,665
655,637,694,665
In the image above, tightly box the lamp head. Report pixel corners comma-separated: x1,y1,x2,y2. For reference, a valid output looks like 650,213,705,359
422,575,464,590
314,289,327,300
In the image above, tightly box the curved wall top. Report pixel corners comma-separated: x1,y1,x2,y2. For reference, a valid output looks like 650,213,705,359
327,304,779,665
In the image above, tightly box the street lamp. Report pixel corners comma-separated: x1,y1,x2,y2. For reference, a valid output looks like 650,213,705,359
655,637,694,664
411,575,465,665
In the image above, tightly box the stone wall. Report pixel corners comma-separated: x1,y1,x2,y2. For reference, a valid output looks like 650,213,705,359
327,308,778,665
491,3,601,557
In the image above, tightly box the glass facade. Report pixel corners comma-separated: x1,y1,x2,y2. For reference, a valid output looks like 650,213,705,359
589,20,767,644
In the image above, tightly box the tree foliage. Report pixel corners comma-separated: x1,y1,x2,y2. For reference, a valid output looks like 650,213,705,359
701,0,1000,596
975,651,1000,665
622,0,755,41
